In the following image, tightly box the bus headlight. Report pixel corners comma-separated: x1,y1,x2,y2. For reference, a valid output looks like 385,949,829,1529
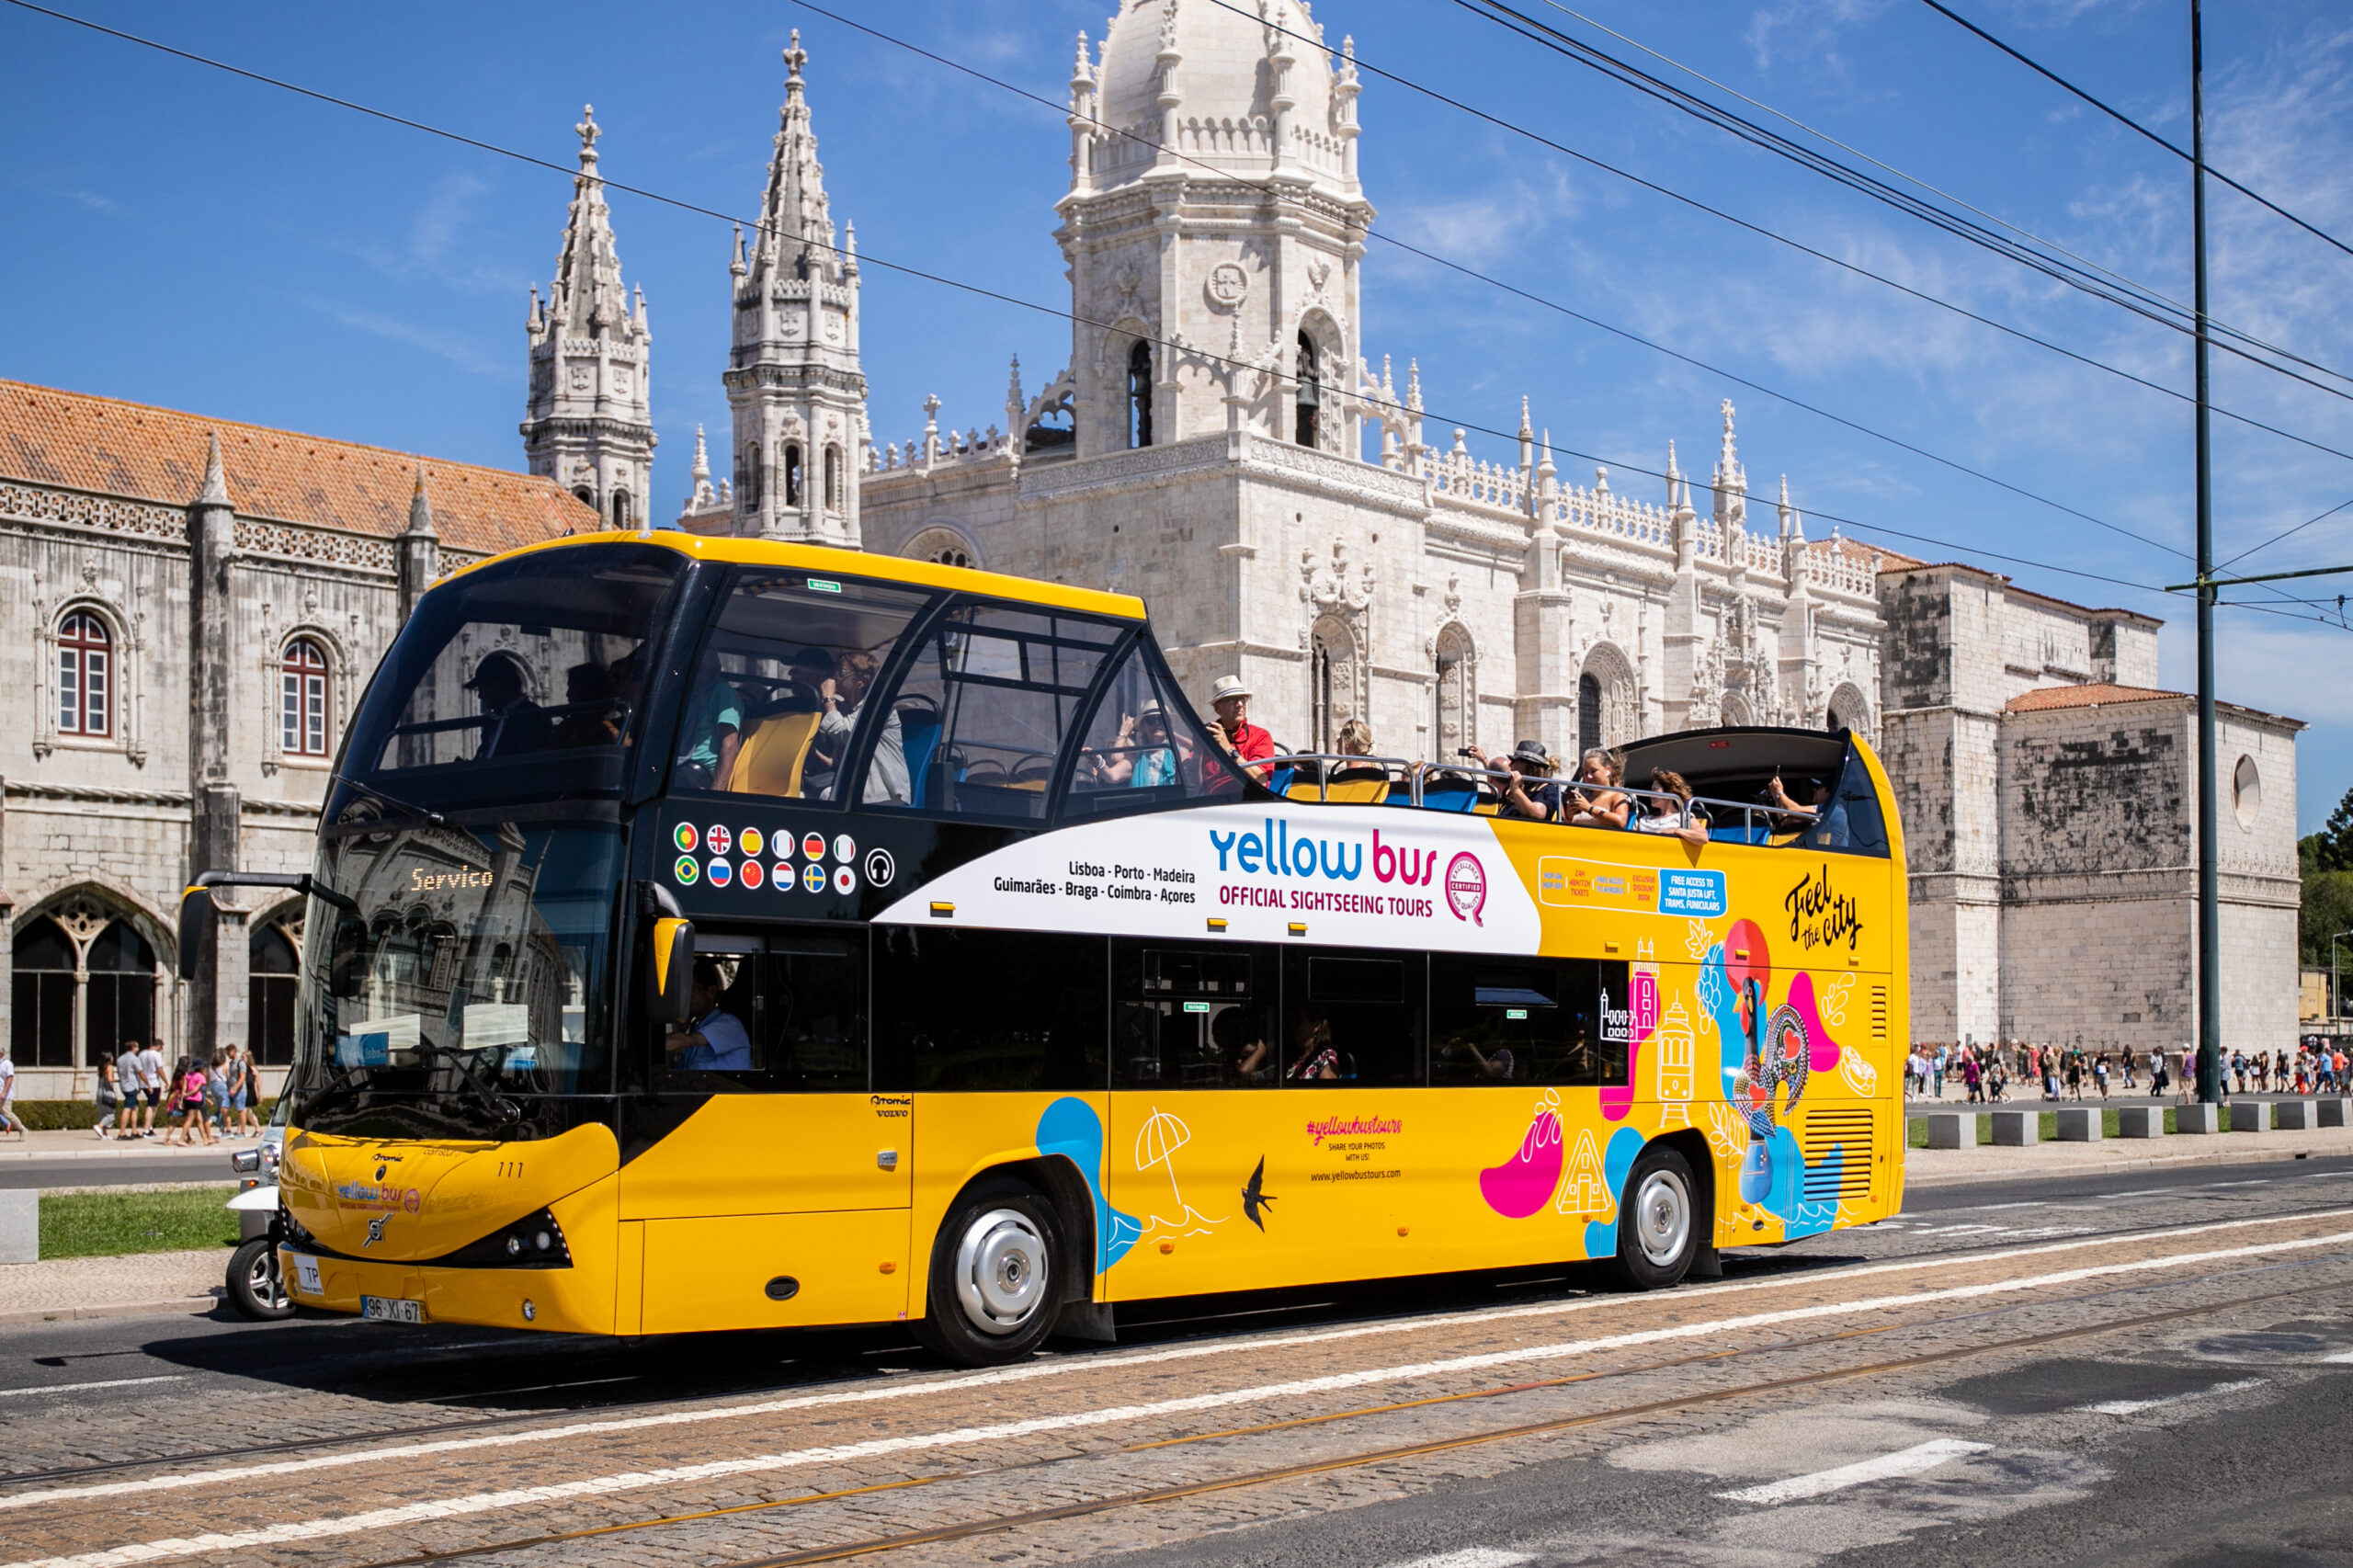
428,1208,573,1270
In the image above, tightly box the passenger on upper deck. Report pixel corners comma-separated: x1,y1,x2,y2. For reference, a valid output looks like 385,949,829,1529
466,653,551,759
664,961,753,1072
1337,719,1376,759
1632,769,1711,847
1490,740,1565,823
552,661,621,749
1565,749,1631,829
1077,699,1182,790
805,651,908,804
1765,769,1847,847
673,649,745,791
1205,675,1277,780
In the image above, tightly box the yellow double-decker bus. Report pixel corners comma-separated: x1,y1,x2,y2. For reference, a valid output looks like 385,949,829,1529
183,533,1905,1365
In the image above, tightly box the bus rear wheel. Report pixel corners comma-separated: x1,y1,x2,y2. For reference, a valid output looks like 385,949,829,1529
916,1178,1064,1367
1605,1144,1699,1291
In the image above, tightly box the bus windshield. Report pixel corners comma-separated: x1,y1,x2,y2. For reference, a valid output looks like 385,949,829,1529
290,812,623,1137
338,544,686,812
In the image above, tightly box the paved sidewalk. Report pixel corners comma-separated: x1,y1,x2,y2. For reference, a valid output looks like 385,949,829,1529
0,1248,224,1326
0,1129,265,1162
1904,1122,2353,1187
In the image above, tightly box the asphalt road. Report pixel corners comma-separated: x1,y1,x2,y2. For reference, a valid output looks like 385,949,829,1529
0,1153,240,1189
10,1153,2353,1568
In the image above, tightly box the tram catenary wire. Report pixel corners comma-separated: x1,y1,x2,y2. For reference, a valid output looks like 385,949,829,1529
1203,0,2353,452
14,1194,2353,1495
1453,0,2353,395
315,1265,2353,1568
2,0,2340,636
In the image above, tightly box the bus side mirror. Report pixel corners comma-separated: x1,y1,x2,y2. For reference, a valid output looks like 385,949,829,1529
176,887,216,983
648,917,696,1025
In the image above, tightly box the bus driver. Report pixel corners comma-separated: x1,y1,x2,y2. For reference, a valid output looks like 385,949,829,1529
664,961,754,1072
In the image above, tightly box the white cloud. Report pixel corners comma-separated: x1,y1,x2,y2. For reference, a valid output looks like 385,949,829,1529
303,300,504,377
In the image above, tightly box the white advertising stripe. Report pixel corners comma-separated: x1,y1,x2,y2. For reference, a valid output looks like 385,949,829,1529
4,1207,2347,1520
10,1223,2352,1568
870,803,1543,952
1717,1438,1992,1505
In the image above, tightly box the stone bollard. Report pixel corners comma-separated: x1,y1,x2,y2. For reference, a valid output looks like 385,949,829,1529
2229,1101,2271,1133
1989,1109,2039,1146
1923,1112,1978,1150
0,1190,32,1265
2319,1098,2350,1129
2116,1106,2167,1138
2055,1107,2102,1142
2176,1103,2220,1134
2275,1100,2317,1131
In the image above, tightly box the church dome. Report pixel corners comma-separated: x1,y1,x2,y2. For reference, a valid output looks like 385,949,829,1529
1092,0,1347,189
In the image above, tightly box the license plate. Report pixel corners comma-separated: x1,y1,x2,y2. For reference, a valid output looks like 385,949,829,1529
360,1294,425,1324
290,1254,322,1296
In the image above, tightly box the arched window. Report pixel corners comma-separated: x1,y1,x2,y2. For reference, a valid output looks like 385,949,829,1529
1577,673,1602,759
611,489,631,528
84,921,154,1074
784,443,803,507
1295,331,1321,449
11,919,74,1068
281,638,330,757
572,485,595,509
932,546,971,568
1127,339,1154,449
249,925,300,1066
57,611,110,737
824,445,841,510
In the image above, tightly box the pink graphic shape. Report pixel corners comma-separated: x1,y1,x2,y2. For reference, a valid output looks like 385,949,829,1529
1599,969,1661,1122
1479,1107,1563,1219
1785,971,1845,1071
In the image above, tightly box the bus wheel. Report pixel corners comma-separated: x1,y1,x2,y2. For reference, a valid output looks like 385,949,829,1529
916,1178,1063,1366
226,1238,297,1320
1606,1144,1698,1291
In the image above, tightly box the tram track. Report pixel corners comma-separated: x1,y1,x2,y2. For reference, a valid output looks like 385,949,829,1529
322,1263,2353,1568
9,1196,2353,1494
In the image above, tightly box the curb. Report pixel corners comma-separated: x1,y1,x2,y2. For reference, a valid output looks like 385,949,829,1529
1904,1142,2353,1189
0,1290,222,1328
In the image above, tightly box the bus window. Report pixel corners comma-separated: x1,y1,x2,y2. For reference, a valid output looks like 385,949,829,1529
1429,954,1631,1086
1280,949,1425,1086
870,605,1122,821
686,571,933,801
1065,639,1245,820
873,927,1108,1092
1113,940,1277,1087
660,928,869,1092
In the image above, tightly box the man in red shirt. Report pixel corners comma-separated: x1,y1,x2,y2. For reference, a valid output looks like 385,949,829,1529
1207,675,1276,783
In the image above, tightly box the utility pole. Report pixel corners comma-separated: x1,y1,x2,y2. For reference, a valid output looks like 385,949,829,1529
2191,0,2221,1106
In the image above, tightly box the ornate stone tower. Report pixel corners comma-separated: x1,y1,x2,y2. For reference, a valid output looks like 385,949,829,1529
1056,0,1373,459
726,31,868,544
522,107,655,528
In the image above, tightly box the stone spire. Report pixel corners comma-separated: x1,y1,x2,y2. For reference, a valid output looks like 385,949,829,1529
1711,398,1747,529
397,464,440,622
727,31,869,543
523,105,655,528
1778,473,1803,542
196,430,229,507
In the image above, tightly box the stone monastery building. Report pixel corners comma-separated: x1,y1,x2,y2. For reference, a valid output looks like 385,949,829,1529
0,0,2300,1097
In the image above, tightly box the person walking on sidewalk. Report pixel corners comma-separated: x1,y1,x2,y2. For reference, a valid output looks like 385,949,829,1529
93,1051,124,1139
2095,1052,2111,1098
0,1047,24,1140
131,1040,164,1137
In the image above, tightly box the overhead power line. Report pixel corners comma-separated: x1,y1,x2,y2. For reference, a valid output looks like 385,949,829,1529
1207,0,2353,472
1915,0,2353,263
2,0,2342,639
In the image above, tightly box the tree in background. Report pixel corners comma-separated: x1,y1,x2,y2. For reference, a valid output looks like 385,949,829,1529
2303,783,2353,973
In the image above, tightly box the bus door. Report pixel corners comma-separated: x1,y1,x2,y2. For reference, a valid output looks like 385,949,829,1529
624,925,912,1333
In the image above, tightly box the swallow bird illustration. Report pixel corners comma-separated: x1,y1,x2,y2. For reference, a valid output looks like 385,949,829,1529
1241,1156,1277,1231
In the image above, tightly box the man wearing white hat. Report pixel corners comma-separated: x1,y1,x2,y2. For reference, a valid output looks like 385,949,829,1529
1206,675,1276,778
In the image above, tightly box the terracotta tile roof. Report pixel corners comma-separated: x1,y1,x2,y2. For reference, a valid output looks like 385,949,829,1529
0,379,598,555
2004,682,2184,713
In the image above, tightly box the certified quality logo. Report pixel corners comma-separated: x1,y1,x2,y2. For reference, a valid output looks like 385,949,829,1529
1444,852,1487,926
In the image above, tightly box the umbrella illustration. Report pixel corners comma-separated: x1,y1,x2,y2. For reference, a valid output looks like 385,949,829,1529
1133,1106,1226,1237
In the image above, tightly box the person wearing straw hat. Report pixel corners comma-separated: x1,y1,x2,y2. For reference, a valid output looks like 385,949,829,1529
1206,675,1276,775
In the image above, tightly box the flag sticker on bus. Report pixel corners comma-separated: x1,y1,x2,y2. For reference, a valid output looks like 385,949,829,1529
707,858,733,887
674,855,699,885
740,827,765,858
803,863,827,893
673,823,698,853
740,859,765,890
706,825,732,857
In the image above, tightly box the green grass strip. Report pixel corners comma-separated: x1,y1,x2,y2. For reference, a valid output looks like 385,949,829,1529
39,1186,240,1261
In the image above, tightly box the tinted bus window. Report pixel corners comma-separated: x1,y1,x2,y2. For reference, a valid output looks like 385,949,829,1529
1430,954,1631,1086
873,928,1108,1092
1279,948,1424,1086
1114,940,1277,1088
661,928,869,1092
684,571,933,802
1065,640,1245,820
872,606,1123,821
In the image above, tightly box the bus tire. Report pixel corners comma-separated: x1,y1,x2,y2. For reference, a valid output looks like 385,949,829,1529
915,1178,1064,1367
1605,1143,1699,1291
226,1238,297,1320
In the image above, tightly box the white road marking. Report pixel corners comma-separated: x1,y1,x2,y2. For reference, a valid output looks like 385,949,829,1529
2075,1378,2265,1415
14,1221,2353,1568
2319,1349,2353,1363
0,1377,182,1400
1386,1551,1533,1568
1718,1437,1992,1505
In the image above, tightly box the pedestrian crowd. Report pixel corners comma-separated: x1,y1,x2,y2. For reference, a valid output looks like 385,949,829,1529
88,1040,265,1143
1904,1040,2353,1104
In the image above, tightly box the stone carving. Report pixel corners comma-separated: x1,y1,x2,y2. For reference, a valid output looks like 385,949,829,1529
1206,262,1249,311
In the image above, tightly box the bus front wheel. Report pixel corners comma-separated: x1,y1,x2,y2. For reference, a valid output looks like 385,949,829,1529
916,1177,1065,1366
1605,1144,1699,1291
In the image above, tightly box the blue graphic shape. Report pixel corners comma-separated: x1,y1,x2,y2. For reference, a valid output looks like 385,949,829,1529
1035,1096,1141,1273
1580,1126,1650,1259
1699,944,1746,1094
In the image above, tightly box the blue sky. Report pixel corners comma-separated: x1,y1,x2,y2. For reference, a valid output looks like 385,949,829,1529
5,0,2349,832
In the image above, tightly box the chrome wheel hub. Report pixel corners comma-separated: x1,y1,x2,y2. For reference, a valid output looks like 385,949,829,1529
953,1208,1048,1335
1632,1169,1691,1267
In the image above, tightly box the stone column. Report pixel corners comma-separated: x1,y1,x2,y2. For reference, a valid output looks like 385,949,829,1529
186,435,240,1061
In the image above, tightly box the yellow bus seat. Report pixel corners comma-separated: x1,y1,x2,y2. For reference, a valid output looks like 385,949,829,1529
732,710,821,797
